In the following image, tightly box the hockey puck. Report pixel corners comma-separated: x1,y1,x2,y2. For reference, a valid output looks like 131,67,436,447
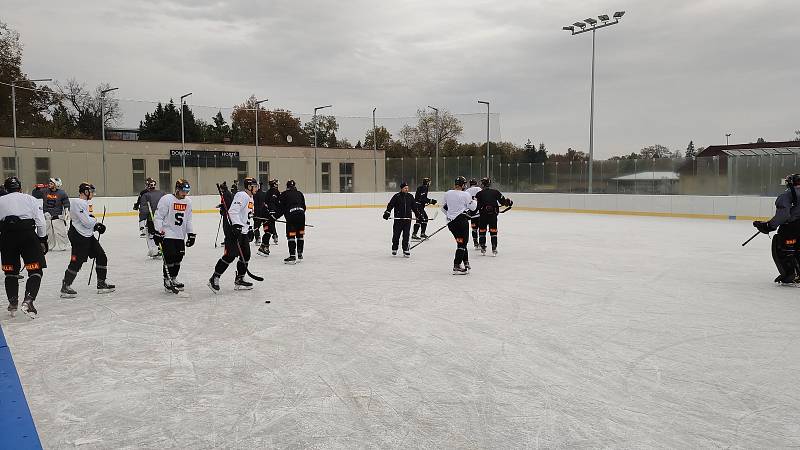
264,300,271,303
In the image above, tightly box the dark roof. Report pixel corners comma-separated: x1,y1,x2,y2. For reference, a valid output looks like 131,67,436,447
698,141,800,157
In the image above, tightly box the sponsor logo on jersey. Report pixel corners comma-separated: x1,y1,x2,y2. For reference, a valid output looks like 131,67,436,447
248,202,254,209
47,194,58,200
173,203,187,212
88,205,94,213
24,262,40,270
2,264,14,272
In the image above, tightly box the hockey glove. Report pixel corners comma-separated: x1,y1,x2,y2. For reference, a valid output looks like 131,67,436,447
133,202,139,210
232,224,243,237
753,221,774,234
186,233,196,247
505,198,513,207
152,232,164,246
247,230,255,242
430,199,437,205
39,236,48,255
94,222,106,234
383,211,391,220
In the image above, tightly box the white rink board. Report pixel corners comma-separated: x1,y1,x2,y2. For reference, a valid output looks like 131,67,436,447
2,208,800,448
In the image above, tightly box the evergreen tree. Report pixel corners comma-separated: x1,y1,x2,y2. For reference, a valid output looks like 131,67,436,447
685,140,696,158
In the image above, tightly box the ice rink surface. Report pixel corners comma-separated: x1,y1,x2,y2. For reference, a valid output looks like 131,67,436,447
2,207,800,448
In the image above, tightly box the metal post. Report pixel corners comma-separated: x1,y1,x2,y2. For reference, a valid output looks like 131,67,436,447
478,101,490,178
179,93,192,178
100,87,118,196
427,106,439,190
254,99,268,183
313,105,332,193
373,107,377,192
588,29,596,193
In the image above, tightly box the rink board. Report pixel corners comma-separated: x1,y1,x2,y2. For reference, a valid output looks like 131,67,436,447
1,208,799,447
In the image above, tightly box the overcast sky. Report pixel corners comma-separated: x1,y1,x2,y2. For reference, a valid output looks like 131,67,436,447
5,0,800,157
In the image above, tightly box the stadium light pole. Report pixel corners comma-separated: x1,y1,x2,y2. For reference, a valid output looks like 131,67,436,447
313,105,332,193
725,133,731,145
427,105,439,190
100,86,119,195
477,100,490,178
253,98,268,183
11,78,51,180
180,92,192,178
563,11,625,193
373,107,378,192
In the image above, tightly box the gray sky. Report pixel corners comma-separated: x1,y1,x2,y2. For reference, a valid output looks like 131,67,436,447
5,0,800,158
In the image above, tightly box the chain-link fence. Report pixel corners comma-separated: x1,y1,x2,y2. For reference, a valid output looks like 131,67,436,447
386,155,800,196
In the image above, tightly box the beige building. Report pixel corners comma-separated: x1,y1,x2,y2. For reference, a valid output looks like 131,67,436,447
0,137,385,196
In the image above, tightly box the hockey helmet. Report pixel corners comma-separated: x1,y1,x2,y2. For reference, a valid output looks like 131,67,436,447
481,177,491,187
175,178,191,193
242,177,258,191
3,177,21,192
269,178,279,188
785,174,800,187
286,179,296,189
454,176,467,187
78,182,96,196
422,177,431,186
49,177,63,189
146,178,157,189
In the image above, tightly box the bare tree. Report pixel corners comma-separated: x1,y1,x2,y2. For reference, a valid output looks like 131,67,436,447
53,79,121,138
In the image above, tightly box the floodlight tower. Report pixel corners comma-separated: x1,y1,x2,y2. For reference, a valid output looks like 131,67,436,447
563,11,625,193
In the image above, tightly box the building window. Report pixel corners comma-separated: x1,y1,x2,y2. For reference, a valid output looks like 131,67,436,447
132,159,145,193
158,159,171,191
321,162,331,193
237,161,248,184
2,157,15,180
339,162,354,193
34,157,50,184
258,161,269,185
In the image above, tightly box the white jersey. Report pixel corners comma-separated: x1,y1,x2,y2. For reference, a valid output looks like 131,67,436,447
154,194,193,240
443,189,477,221
70,198,98,237
228,191,254,232
465,186,481,199
0,192,47,237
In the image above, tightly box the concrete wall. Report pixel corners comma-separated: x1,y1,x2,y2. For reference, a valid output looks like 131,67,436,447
0,137,385,196
90,191,774,220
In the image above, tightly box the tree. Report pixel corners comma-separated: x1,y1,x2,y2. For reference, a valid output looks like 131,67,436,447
639,144,674,159
138,99,201,142
52,79,121,139
548,148,588,162
396,109,463,156
354,140,362,149
206,111,230,143
755,137,767,143
0,21,53,138
364,125,392,150
795,130,800,141
302,115,339,148
685,140,696,158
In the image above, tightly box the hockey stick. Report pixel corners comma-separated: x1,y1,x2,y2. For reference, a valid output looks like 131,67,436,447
214,214,222,248
216,183,264,282
409,221,451,249
742,231,761,247
253,215,315,227
87,206,107,285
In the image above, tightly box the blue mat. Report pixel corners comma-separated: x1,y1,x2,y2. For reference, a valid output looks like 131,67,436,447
0,324,42,450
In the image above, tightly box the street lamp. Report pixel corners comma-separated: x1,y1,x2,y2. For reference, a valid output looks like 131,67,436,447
179,92,192,177
427,105,439,190
373,107,378,192
11,78,51,180
725,133,732,146
253,98,268,183
313,104,332,193
100,86,119,195
563,11,625,193
477,100,490,178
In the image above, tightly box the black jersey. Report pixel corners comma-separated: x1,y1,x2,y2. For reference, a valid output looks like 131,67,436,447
253,189,268,217
414,185,431,205
386,192,419,219
475,188,507,215
266,187,281,215
279,189,306,214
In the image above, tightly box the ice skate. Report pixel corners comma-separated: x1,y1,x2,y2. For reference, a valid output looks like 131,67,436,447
257,244,270,257
272,234,278,245
464,262,471,270
452,264,468,275
234,276,253,290
284,255,297,265
60,281,77,299
7,298,17,317
297,253,303,262
411,234,420,240
20,296,37,319
392,249,397,256
164,278,180,294
420,233,428,239
492,248,498,257
172,279,185,291
208,275,220,294
473,241,480,249
403,250,410,258
481,246,487,256
97,280,116,294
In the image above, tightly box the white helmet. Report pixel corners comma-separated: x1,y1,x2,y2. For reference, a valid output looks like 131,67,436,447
49,177,63,189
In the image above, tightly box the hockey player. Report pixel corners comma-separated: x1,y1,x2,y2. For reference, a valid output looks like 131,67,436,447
253,182,268,245
412,177,437,240
60,182,115,298
141,179,166,258
465,179,481,248
442,176,477,274
153,179,195,293
43,177,70,251
0,177,47,318
208,177,257,292
753,173,800,284
133,177,155,238
475,177,512,256
257,179,281,257
383,182,418,257
279,180,306,264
